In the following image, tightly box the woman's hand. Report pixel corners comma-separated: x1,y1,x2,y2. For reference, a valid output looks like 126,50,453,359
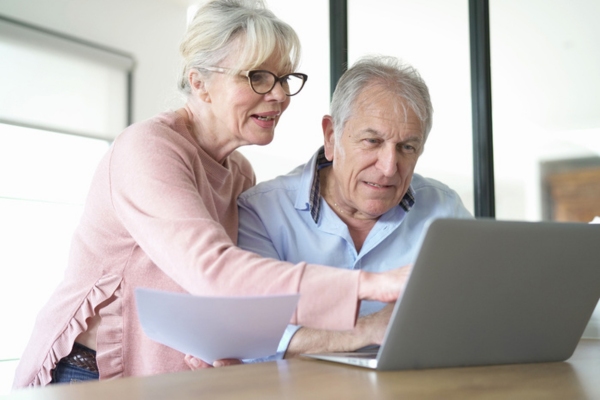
358,264,413,303
184,354,243,370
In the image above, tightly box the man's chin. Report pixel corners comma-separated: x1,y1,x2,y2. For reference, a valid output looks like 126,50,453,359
359,202,396,219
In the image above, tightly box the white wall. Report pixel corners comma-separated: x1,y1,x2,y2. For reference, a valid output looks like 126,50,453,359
0,0,188,124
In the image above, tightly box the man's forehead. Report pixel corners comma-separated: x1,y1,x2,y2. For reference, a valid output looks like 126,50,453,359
346,99,424,137
353,88,415,119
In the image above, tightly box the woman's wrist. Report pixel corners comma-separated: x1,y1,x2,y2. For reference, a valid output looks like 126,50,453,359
358,270,375,300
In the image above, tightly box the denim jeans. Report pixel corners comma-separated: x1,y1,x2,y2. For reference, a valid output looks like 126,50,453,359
51,352,99,384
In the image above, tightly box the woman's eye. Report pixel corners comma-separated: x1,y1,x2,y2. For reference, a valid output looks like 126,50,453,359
251,73,267,83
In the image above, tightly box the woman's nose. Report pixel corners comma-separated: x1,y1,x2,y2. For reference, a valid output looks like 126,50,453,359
266,81,287,102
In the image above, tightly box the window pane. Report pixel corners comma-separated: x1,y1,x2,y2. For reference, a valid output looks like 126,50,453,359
0,18,131,140
490,0,600,222
237,0,331,183
0,198,84,360
0,124,109,202
0,360,19,395
0,128,108,361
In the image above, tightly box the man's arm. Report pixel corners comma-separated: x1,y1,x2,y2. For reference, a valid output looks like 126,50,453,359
284,303,394,358
238,193,408,358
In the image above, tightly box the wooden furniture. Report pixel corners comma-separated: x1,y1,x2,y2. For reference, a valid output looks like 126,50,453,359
545,166,600,222
7,339,600,399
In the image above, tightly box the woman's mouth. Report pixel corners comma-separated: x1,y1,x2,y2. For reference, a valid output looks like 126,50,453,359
251,113,280,128
255,115,276,121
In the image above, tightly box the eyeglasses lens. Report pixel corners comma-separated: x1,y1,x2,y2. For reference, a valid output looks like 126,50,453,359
249,72,304,96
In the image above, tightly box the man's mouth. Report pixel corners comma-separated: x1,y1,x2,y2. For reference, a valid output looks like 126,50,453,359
365,181,390,188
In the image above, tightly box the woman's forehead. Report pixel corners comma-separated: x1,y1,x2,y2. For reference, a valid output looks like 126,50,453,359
225,34,294,72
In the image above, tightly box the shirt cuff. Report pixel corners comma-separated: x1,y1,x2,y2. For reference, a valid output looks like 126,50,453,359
242,324,302,364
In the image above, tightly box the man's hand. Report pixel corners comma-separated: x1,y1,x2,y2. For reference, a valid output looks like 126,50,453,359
358,264,413,303
184,354,243,370
353,303,395,345
284,303,395,358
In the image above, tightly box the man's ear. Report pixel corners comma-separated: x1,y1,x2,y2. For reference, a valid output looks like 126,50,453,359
188,70,211,102
322,115,336,161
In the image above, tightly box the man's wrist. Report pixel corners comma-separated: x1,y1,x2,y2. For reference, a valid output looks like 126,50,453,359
285,326,367,357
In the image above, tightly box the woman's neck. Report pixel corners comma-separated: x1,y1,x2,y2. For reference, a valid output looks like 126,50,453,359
176,105,239,164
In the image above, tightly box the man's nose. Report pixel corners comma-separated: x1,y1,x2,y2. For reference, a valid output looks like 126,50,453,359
376,147,399,177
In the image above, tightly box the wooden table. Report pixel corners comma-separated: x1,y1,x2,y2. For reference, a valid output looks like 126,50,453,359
7,339,600,399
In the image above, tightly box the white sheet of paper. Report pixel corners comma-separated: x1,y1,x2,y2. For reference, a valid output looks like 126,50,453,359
135,288,299,364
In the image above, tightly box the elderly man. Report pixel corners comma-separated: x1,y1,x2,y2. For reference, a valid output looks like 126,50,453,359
236,55,472,359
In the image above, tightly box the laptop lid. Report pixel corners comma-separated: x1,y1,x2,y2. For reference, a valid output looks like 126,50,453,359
304,219,600,371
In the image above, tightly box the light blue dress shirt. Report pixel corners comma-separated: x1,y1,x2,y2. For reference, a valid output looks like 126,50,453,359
237,147,472,361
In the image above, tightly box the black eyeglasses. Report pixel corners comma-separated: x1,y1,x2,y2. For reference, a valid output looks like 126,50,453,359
202,67,308,96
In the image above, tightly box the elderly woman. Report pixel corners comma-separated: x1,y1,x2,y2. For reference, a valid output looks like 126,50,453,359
13,0,408,388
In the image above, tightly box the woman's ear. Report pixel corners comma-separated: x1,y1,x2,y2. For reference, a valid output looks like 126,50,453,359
188,70,211,103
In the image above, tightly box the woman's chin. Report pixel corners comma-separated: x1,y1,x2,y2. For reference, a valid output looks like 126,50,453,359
248,132,275,146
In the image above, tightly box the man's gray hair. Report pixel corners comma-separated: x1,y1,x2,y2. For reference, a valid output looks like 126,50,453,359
178,0,301,94
330,56,433,143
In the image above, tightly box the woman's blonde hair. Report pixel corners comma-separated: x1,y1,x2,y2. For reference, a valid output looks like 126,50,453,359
178,0,301,94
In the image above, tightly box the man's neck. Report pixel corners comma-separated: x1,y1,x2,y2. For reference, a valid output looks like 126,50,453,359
319,167,378,253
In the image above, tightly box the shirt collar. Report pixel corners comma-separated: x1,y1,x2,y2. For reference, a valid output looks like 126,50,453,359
309,146,415,223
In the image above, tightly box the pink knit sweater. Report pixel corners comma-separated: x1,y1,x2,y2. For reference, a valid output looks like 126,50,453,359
13,112,360,388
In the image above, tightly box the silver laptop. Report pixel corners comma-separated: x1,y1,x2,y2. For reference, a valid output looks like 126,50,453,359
303,218,600,370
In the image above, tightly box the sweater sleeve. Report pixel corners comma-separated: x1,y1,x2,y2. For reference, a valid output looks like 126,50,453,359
108,123,359,330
